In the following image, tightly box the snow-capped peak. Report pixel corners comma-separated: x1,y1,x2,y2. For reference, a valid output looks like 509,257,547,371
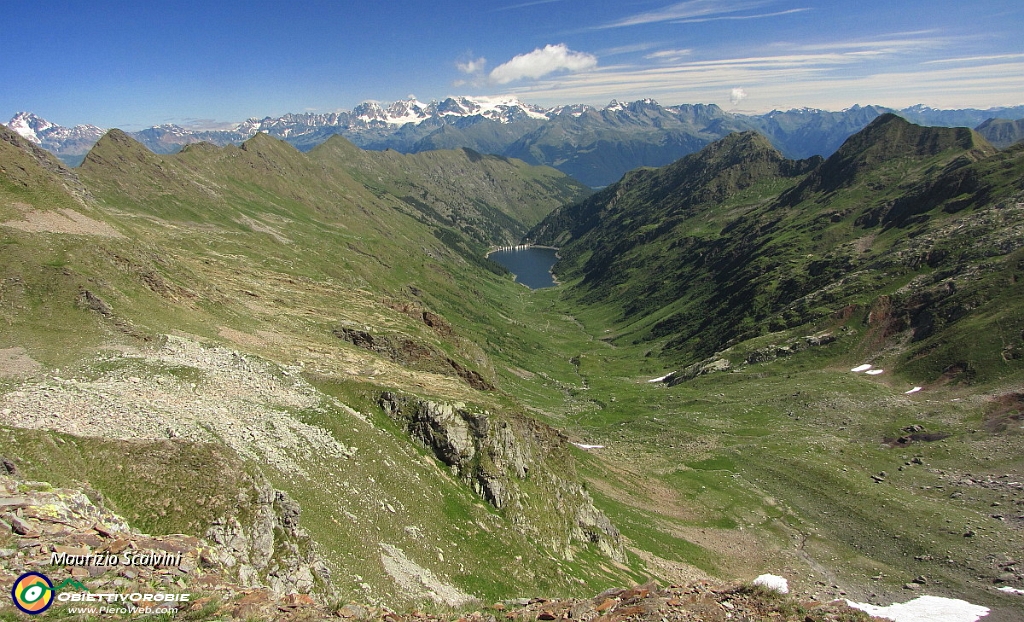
6,112,53,143
347,95,557,126
384,98,434,125
3,112,105,150
444,95,552,122
551,103,593,117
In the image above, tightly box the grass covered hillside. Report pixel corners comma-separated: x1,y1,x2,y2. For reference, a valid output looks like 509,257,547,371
531,114,1024,385
523,114,1024,619
308,135,590,247
0,125,641,610
2,115,1023,621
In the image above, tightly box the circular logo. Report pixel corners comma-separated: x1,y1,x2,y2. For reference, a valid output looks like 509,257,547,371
11,572,54,615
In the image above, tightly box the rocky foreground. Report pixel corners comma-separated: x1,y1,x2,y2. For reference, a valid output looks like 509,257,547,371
0,468,872,621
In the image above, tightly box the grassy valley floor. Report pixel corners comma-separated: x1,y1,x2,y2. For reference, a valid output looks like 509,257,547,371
479,284,1024,620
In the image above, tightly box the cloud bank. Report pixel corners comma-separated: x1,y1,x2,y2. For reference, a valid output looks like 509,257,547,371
492,32,1024,111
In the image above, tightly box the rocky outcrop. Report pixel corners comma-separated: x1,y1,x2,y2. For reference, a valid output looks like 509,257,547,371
666,358,731,385
205,479,331,597
383,298,456,339
0,466,329,603
0,471,349,619
378,392,623,561
334,323,494,390
662,333,839,385
0,472,221,593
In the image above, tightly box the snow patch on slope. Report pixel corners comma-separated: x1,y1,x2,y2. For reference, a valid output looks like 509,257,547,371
846,595,989,622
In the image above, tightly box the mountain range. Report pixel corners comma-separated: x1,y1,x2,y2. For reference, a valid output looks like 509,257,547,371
2,104,1024,619
8,97,1024,186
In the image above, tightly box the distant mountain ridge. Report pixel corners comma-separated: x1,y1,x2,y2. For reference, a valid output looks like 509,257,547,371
975,117,1024,149
7,98,1024,185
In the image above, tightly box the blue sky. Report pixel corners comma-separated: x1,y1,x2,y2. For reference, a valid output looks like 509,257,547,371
4,0,1022,129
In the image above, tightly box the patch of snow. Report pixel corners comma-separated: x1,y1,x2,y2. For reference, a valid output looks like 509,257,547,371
752,574,788,593
998,586,1024,595
846,595,989,622
866,369,885,375
571,443,605,450
906,387,923,394
460,95,551,121
852,364,873,372
648,374,672,383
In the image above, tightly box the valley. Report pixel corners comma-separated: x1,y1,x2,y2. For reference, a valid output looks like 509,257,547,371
1,112,1023,622
479,286,1024,615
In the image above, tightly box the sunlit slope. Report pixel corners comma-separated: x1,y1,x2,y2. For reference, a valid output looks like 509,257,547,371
309,135,590,247
531,115,1023,385
1,126,640,606
521,117,1023,617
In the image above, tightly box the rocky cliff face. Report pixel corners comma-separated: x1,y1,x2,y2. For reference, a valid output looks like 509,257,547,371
378,392,623,561
205,479,332,597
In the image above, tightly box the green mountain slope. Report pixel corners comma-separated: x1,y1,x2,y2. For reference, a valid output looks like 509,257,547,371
0,126,638,608
4,117,1024,619
977,117,1024,149
531,115,1024,385
308,135,590,246
519,116,1024,618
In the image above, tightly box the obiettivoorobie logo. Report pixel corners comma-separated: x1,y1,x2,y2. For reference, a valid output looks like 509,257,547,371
11,572,56,615
10,570,188,616
11,572,90,615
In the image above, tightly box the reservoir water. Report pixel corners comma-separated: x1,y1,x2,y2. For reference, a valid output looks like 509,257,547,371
487,246,559,289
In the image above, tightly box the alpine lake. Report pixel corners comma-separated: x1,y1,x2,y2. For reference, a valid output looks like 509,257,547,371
487,246,560,289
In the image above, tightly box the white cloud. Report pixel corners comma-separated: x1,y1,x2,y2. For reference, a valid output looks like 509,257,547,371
645,48,693,61
178,118,238,131
599,42,661,57
597,0,773,29
922,52,1024,64
454,55,488,87
494,0,563,10
730,87,748,105
457,57,488,75
670,7,810,24
489,44,598,84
